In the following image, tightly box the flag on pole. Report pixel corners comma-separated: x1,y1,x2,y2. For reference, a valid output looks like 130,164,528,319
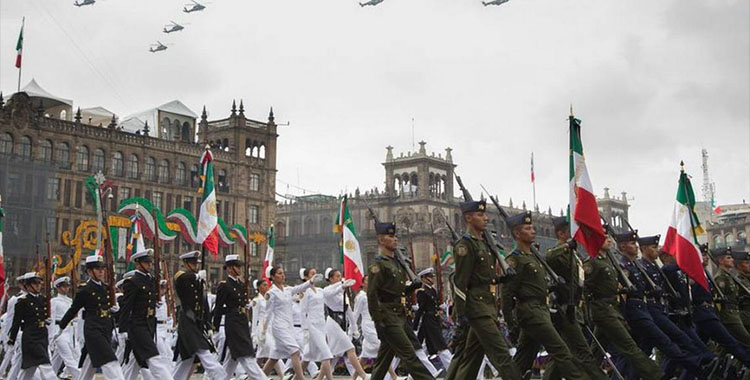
335,196,364,291
440,246,454,268
0,203,6,303
662,165,709,291
530,152,535,183
125,214,145,271
196,147,218,257
15,20,24,69
569,111,606,257
262,225,274,284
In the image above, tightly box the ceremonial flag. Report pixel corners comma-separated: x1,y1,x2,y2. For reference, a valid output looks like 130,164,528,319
15,20,24,69
569,112,606,257
125,213,145,271
196,148,218,257
0,202,6,304
336,196,364,291
262,225,274,284
663,165,709,291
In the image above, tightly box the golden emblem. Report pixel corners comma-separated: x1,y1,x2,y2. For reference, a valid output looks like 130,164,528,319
507,256,517,269
344,240,356,251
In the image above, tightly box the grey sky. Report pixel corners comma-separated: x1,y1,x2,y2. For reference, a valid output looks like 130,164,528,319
1,0,748,236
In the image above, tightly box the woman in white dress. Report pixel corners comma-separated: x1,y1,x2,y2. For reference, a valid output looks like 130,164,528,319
252,279,285,379
322,268,369,380
352,275,399,379
262,266,323,380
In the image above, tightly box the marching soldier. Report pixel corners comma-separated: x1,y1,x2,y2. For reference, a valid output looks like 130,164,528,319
583,236,664,379
118,249,175,379
50,276,81,379
413,267,453,371
445,200,520,380
503,211,586,379
734,250,750,332
7,272,57,380
171,251,227,380
212,254,268,380
544,216,608,380
55,255,125,380
367,221,434,380
713,247,750,346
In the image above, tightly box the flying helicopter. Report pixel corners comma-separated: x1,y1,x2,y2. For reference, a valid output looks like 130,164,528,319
149,41,168,53
482,0,509,6
359,0,384,6
183,1,206,13
163,21,186,33
74,0,96,6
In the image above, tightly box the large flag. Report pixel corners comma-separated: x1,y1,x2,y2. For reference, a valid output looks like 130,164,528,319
662,166,709,291
196,147,218,257
0,203,6,304
336,196,364,291
569,113,606,257
262,225,274,284
15,19,24,69
125,213,145,271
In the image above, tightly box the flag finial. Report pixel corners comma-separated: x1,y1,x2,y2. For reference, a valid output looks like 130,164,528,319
680,160,685,172
569,104,574,117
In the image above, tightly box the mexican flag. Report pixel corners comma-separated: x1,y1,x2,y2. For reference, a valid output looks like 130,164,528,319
335,196,364,291
196,147,218,257
662,167,708,291
440,246,454,268
15,19,24,69
262,225,274,284
125,214,145,271
569,113,606,257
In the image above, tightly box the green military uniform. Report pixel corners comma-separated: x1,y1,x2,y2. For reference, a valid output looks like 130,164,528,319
502,212,586,379
733,251,750,335
544,240,608,380
367,221,433,380
715,269,750,346
583,251,664,379
444,200,520,380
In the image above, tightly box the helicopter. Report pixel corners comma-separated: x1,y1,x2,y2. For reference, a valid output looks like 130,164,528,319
183,1,206,13
482,0,509,6
359,0,384,6
73,0,96,6
149,41,168,53
163,21,185,33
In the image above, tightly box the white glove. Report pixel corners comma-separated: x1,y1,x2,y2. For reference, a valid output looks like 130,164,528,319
109,305,120,313
352,329,361,340
310,273,324,283
198,270,207,282
252,334,259,346
411,304,419,312
45,318,53,326
245,302,252,310
342,279,356,288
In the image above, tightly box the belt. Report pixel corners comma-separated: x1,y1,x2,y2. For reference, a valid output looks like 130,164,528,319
157,320,167,325
98,310,111,318
37,321,46,328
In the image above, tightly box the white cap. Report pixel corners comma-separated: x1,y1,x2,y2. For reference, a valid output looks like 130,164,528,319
131,248,153,262
252,279,259,290
23,272,42,281
54,277,71,287
417,267,435,277
299,268,306,281
160,279,167,286
179,251,201,262
325,267,335,280
86,255,104,265
225,254,243,265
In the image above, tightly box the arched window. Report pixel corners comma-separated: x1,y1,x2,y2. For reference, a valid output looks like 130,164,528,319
0,133,12,154
218,169,228,192
305,217,316,236
56,142,70,165
181,123,190,142
158,159,170,183
726,233,736,248
190,164,200,187
127,154,139,179
60,110,67,120
145,157,156,181
172,125,180,141
161,118,171,139
112,152,124,177
222,138,229,152
275,221,286,238
176,162,187,185
713,234,724,248
259,145,266,159
93,148,106,173
738,231,747,246
17,136,31,159
77,146,90,171
39,139,53,162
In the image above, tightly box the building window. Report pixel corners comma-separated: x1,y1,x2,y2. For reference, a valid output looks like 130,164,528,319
726,233,736,248
17,136,32,160
112,152,124,176
190,164,200,188
7,173,21,201
248,205,259,224
249,173,260,192
93,148,106,173
46,217,57,238
119,187,131,201
218,169,228,193
0,133,12,154
77,146,90,171
738,231,747,246
145,157,156,181
158,160,170,183
153,192,163,210
39,140,53,162
184,196,192,212
47,178,60,201
127,154,139,179
56,142,70,165
250,241,258,257
181,122,191,143
176,162,187,185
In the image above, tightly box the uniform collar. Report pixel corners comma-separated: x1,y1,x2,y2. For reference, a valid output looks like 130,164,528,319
228,275,239,282
136,269,152,278
89,279,103,286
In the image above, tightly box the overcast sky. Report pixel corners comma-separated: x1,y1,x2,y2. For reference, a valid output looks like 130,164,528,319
1,0,748,236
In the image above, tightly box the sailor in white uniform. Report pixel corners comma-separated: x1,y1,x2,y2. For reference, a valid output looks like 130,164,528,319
300,267,336,380
50,276,81,379
155,280,175,371
0,275,26,377
293,269,319,378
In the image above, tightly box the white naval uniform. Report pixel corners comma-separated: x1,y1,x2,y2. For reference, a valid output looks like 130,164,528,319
5,292,26,380
322,282,356,357
292,297,320,376
300,287,334,362
352,290,381,359
0,293,22,374
251,294,273,358
265,281,313,360
50,294,81,379
155,295,175,371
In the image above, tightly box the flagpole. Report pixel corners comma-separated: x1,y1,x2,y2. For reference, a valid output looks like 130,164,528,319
17,17,24,93
531,151,536,211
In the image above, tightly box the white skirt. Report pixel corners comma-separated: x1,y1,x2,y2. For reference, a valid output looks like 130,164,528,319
325,317,354,357
304,320,334,362
270,323,301,360
359,319,380,359
256,324,275,359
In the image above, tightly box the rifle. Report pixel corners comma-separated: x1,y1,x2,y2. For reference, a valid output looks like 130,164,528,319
705,267,727,301
360,197,419,282
244,219,252,319
161,259,177,328
597,218,636,293
45,234,52,318
582,323,625,380
429,221,444,303
454,179,514,278
605,221,661,294
445,221,460,246
102,215,117,307
153,209,161,299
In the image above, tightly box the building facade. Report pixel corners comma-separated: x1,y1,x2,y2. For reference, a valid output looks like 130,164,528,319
705,203,750,251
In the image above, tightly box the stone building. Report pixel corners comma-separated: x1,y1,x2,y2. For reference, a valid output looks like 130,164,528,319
0,80,278,283
705,203,750,251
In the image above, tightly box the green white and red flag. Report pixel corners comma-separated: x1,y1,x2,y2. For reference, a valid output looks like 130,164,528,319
335,196,364,291
662,166,709,291
196,147,218,257
262,225,274,284
125,213,145,271
15,19,24,69
569,113,606,257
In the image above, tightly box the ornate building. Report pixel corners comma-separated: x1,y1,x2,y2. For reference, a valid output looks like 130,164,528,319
0,80,278,284
705,203,750,251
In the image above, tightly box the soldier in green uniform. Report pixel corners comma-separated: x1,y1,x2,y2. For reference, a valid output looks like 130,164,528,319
367,221,434,380
583,236,664,379
734,250,750,332
503,211,587,379
445,200,521,380
713,247,750,346
544,216,608,380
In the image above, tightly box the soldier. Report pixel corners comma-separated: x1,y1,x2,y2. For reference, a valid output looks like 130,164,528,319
367,221,434,380
413,267,453,371
171,251,227,380
734,250,750,332
0,274,28,378
503,211,586,379
212,254,268,380
118,249,175,379
659,250,709,352
583,236,664,379
445,200,520,380
544,216,608,380
713,247,750,346
55,255,125,380
49,276,81,379
7,272,56,380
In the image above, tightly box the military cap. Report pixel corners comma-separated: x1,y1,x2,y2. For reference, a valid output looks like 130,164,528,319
131,248,153,262
507,211,533,230
23,272,43,283
637,234,661,247
711,247,732,259
459,200,486,214
53,276,71,287
417,267,435,277
15,274,25,282
552,216,569,231
224,254,243,267
179,250,202,262
375,222,396,236
613,230,638,243
732,250,750,262
85,254,106,269
325,267,336,279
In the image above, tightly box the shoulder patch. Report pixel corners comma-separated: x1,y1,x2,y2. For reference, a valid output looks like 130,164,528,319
370,264,380,274
506,256,517,269
174,270,185,280
457,244,469,257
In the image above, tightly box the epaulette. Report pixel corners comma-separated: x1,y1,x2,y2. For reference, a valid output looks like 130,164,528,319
220,280,226,284
174,270,185,280
415,288,424,293
18,294,26,300
79,282,87,288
